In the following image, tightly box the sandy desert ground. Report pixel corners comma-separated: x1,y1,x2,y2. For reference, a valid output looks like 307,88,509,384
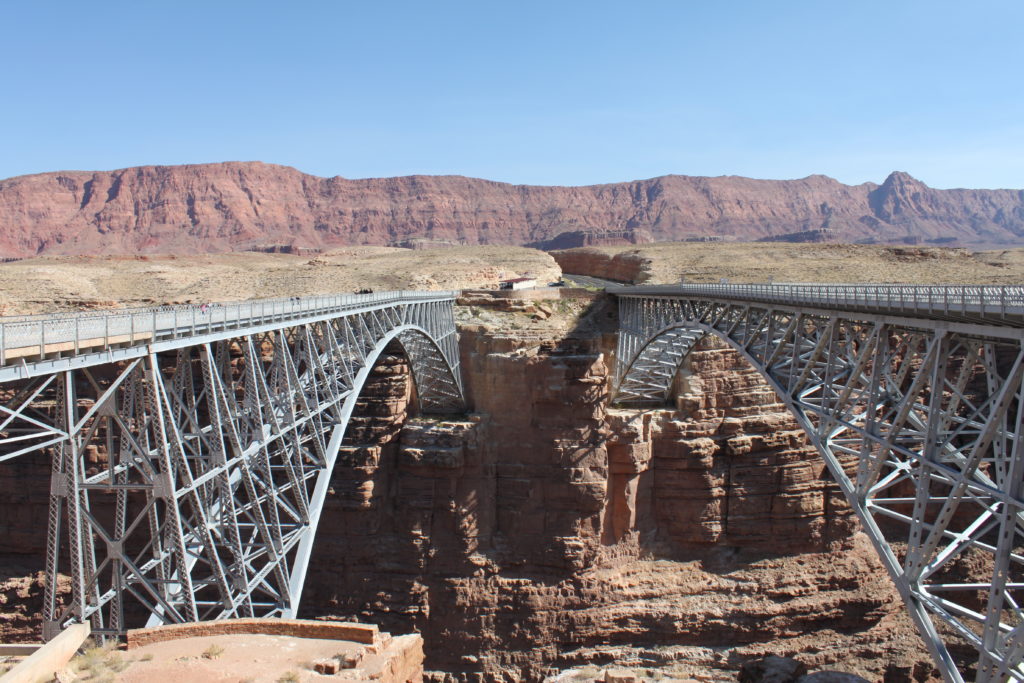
2,242,1023,316
560,242,1024,285
0,246,560,315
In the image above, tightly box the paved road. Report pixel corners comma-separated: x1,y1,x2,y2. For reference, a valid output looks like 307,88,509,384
561,274,626,289
0,290,456,366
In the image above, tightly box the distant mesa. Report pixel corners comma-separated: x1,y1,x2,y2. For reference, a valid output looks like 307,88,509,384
0,162,1022,258
246,243,321,256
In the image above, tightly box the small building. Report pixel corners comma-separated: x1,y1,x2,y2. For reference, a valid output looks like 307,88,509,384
499,277,537,290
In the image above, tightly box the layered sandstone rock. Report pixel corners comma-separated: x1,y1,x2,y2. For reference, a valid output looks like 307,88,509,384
1,162,1023,258
0,297,939,681
550,249,650,284
0,451,51,558
0,565,67,643
297,307,936,681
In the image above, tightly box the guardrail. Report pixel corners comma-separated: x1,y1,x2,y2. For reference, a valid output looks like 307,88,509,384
610,283,1024,323
0,290,457,367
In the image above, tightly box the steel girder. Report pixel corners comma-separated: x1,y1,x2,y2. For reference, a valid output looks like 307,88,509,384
0,298,462,639
614,294,1024,683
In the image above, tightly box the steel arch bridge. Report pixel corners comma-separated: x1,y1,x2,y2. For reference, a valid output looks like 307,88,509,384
612,283,1024,683
0,291,463,641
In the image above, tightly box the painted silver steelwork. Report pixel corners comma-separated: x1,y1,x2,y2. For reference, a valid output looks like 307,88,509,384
612,284,1024,683
0,291,463,639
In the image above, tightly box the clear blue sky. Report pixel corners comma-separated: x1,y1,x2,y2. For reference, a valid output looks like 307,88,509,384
2,1,1022,188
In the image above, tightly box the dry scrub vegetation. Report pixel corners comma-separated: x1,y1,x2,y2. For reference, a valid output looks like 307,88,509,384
66,639,131,681
565,242,1024,285
0,246,559,315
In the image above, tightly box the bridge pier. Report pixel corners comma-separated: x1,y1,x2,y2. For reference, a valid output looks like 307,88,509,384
0,292,464,640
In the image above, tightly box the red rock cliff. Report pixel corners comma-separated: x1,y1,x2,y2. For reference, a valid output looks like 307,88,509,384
0,299,940,681
1,163,1023,257
296,303,937,681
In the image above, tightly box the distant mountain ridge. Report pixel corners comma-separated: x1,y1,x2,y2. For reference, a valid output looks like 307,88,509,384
0,162,1022,257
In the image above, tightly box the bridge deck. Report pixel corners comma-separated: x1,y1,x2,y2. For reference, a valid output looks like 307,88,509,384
0,290,457,382
610,283,1024,329
612,284,1024,680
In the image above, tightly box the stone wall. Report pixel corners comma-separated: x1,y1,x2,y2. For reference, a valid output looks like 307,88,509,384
126,618,383,649
125,618,424,683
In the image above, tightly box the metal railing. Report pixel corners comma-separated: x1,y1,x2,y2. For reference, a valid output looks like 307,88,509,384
611,283,1024,323
0,290,457,366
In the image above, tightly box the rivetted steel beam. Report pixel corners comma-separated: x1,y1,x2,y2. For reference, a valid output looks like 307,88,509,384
0,291,463,640
612,285,1024,683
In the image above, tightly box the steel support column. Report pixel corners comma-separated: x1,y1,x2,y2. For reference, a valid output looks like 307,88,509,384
613,288,1024,683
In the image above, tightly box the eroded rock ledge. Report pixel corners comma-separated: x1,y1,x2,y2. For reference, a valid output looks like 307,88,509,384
297,295,938,681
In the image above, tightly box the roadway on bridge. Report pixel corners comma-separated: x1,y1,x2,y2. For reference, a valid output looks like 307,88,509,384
0,290,458,382
561,273,625,289
609,282,1024,329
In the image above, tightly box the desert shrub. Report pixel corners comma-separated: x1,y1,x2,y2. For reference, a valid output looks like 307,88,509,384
202,643,225,660
70,639,123,678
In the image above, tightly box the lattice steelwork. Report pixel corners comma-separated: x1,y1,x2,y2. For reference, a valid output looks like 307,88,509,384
614,286,1024,683
0,293,463,640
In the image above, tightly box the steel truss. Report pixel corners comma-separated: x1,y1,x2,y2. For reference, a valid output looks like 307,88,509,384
614,293,1024,683
0,296,463,639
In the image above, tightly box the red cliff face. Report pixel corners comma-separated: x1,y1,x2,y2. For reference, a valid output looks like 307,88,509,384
1,162,1022,257
0,298,938,680
295,310,935,681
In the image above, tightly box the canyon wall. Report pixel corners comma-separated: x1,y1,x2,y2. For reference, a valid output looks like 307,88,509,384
0,297,939,681
549,249,651,283
1,162,1023,258
298,299,938,681
0,441,57,641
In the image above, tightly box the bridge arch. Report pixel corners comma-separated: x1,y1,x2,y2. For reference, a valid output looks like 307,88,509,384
285,323,463,617
3,292,467,640
612,290,1024,683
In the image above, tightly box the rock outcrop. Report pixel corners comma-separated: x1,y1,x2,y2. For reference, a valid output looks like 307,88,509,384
1,162,1023,257
296,301,937,681
549,249,650,283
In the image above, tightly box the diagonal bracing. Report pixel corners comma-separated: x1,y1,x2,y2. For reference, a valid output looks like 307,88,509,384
613,288,1024,683
0,292,464,640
